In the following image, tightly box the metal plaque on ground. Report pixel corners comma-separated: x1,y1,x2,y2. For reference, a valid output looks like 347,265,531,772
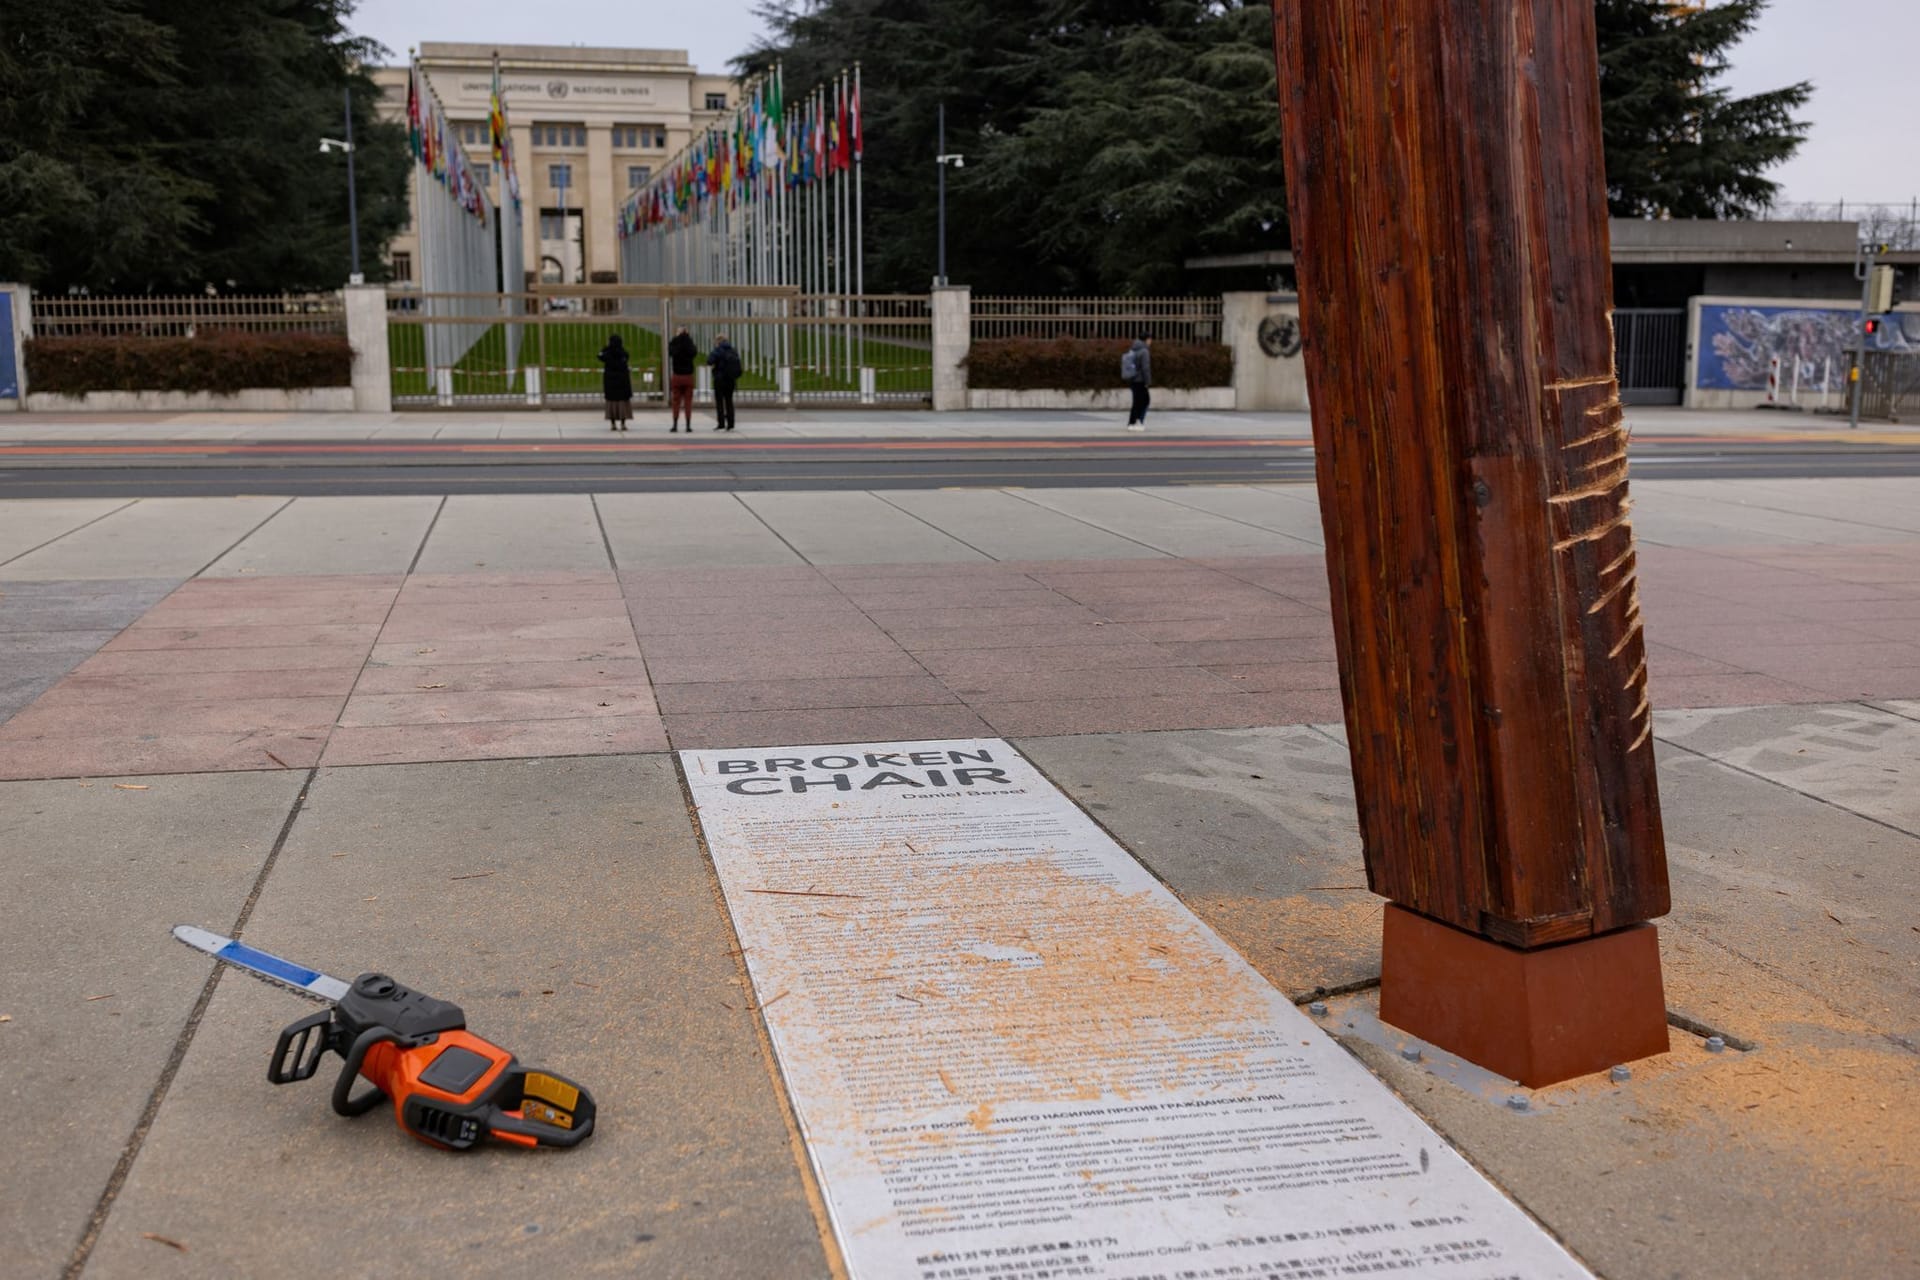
681,738,1588,1280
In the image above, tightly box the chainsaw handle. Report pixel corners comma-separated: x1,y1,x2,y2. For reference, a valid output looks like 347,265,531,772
332,1025,403,1117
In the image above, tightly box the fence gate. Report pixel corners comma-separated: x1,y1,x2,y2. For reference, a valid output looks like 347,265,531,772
1612,308,1686,405
1860,350,1920,422
386,285,931,410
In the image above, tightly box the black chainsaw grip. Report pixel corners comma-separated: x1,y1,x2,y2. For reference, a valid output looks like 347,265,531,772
332,1025,401,1117
268,1009,333,1086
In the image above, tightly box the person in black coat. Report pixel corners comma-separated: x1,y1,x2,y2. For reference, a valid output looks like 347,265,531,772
707,334,742,432
666,326,699,432
599,334,633,431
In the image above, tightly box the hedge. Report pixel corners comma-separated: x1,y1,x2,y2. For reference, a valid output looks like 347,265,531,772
964,337,1232,391
24,332,353,396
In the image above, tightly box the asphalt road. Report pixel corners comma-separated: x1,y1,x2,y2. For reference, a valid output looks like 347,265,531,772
2,437,1918,496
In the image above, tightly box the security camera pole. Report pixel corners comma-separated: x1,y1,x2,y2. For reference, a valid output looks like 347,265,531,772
1270,0,1672,1086
934,102,965,287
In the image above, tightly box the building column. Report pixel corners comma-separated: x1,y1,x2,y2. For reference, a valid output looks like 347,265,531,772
585,125,617,280
1270,0,1671,1086
343,284,391,413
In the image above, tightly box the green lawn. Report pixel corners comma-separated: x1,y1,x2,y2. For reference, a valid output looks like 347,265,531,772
389,320,929,401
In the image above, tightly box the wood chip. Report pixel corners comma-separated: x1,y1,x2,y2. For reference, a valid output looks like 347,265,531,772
449,871,496,881
141,1233,189,1253
755,991,791,1012
937,1067,958,1095
1825,910,1846,925
747,887,863,899
415,647,435,654
86,994,116,1002
416,683,447,689
112,783,149,791
264,751,288,769
0,1014,12,1023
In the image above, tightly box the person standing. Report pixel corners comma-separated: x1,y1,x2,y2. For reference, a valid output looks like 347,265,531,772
1124,333,1153,431
707,333,742,432
598,333,633,432
666,326,699,433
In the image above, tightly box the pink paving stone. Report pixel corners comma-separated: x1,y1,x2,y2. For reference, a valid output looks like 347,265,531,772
651,676,960,715
660,704,995,751
373,615,639,645
889,622,1153,652
637,629,900,659
132,602,397,628
913,643,1185,678
320,715,666,767
34,668,363,705
625,594,863,619
1849,618,1920,642
1126,614,1335,643
1642,646,1742,678
1654,620,1887,649
1775,597,1920,622
368,637,641,666
104,623,382,652
862,605,1107,632
833,586,1068,609
0,695,346,740
396,582,626,604
1712,641,1920,673
0,730,327,781
817,562,1039,581
644,650,929,684
350,659,653,695
1647,673,1831,708
403,571,617,588
625,612,890,639
72,644,373,676
338,685,659,728
1201,662,1345,692
1160,637,1341,665
973,691,1342,738
1771,668,1920,701
942,665,1239,703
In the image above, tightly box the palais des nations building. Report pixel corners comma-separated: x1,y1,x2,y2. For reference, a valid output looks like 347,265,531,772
373,44,738,288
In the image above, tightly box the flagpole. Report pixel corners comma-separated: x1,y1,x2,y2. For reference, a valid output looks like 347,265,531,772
854,62,864,378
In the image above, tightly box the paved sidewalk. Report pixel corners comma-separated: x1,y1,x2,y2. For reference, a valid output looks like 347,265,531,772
2,404,1915,443
4,475,1918,1278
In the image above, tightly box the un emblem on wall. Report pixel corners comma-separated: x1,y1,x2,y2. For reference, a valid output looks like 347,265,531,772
1258,314,1303,358
547,80,570,99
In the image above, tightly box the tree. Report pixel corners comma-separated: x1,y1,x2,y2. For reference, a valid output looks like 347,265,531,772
1595,0,1810,219
0,0,409,292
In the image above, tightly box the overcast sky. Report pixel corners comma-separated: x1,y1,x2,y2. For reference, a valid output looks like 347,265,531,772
349,0,1913,210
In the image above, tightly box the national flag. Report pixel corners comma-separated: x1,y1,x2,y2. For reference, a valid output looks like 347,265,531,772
406,67,422,160
851,75,863,163
827,85,842,175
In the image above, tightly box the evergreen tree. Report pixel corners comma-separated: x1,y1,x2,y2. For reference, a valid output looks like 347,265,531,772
1595,0,1810,219
0,0,408,292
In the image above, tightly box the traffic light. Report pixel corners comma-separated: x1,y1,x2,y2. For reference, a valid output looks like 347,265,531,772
1863,317,1880,338
1867,264,1894,312
1893,266,1909,308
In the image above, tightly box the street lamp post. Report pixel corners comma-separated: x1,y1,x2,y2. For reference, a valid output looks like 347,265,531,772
319,87,362,285
934,102,965,287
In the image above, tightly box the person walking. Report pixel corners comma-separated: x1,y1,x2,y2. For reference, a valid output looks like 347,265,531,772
598,333,633,432
707,333,742,432
666,326,699,432
1123,333,1153,431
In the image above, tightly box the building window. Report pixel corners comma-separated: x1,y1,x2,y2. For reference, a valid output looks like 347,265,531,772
627,166,651,189
390,251,412,283
534,122,586,148
704,92,727,111
548,163,572,190
540,214,565,240
614,125,667,150
458,122,487,148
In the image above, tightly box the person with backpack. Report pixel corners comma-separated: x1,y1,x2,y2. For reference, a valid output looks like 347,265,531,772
666,326,699,433
1123,334,1153,431
598,333,633,432
707,334,742,432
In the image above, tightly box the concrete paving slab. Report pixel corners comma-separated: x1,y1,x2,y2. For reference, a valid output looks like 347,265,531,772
0,499,133,564
873,488,1167,560
0,498,290,580
82,756,827,1280
1010,487,1321,557
0,770,305,1278
202,496,442,577
1014,725,1374,998
593,492,803,568
412,495,612,574
1656,701,1920,832
1133,485,1328,548
734,491,989,564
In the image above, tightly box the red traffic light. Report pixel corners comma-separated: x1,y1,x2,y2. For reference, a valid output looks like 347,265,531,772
1864,318,1880,336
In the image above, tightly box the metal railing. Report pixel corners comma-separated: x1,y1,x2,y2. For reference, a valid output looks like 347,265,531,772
385,288,933,409
31,293,347,339
1757,199,1920,251
970,296,1224,344
1860,351,1920,422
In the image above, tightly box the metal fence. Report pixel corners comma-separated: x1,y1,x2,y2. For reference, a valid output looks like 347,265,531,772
31,293,346,339
385,287,932,409
1860,351,1920,422
971,296,1224,344
1613,308,1687,405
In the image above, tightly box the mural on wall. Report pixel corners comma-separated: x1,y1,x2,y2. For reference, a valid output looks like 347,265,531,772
1697,303,1918,391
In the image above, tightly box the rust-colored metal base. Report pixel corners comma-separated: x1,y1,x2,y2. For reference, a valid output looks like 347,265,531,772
1379,904,1670,1088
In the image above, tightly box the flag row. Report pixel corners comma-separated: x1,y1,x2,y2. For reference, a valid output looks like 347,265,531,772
618,65,863,239
405,61,490,226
